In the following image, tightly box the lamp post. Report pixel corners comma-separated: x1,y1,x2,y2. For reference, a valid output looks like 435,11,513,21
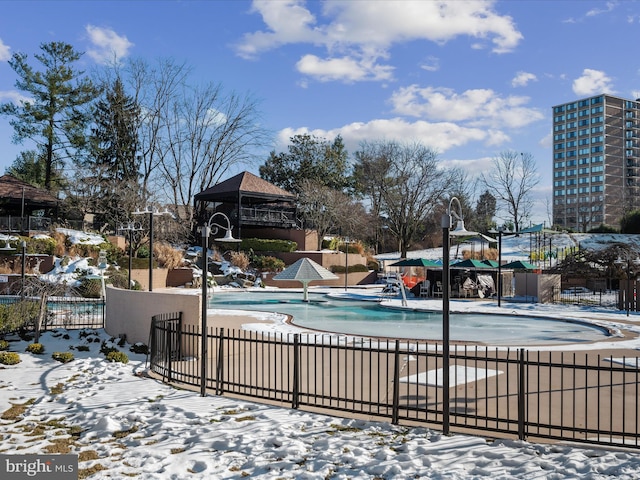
132,206,173,291
489,226,505,307
119,221,144,289
21,240,26,296
441,197,475,435
344,237,351,292
200,212,241,397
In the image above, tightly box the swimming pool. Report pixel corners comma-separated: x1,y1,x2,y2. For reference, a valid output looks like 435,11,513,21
209,291,609,345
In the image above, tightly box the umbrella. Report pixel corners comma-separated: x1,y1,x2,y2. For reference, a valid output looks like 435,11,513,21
389,258,441,268
273,257,338,301
501,260,538,270
451,259,491,269
389,258,441,289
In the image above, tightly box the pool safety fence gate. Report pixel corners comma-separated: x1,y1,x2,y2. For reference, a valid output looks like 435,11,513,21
148,320,640,450
0,295,105,331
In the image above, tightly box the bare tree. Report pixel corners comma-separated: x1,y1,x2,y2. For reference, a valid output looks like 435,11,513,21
480,151,539,233
298,179,361,250
354,140,459,257
155,82,267,237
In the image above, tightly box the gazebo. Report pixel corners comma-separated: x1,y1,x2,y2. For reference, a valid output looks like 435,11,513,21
0,175,58,234
194,171,299,239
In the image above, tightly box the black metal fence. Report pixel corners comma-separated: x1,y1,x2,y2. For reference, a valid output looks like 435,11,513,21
550,287,619,309
148,318,639,449
0,296,105,330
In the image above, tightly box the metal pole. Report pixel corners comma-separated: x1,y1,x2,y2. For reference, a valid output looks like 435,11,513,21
128,231,133,290
344,239,348,292
497,231,502,307
201,226,209,397
21,240,26,296
441,211,451,435
149,211,154,292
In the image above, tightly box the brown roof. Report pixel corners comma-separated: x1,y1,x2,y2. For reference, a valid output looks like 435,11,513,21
194,171,295,204
0,175,58,208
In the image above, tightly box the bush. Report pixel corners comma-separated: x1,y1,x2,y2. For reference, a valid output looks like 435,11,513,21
26,343,45,354
0,339,9,351
100,341,118,356
130,343,148,355
0,301,39,335
252,255,285,273
239,238,297,253
107,270,130,289
330,264,370,274
76,277,103,298
0,351,20,365
105,351,129,364
230,251,250,270
52,352,74,363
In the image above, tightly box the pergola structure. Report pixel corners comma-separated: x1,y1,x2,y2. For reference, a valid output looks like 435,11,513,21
194,171,299,239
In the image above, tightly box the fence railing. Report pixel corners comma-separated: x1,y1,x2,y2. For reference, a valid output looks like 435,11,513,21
148,320,640,449
550,286,619,309
0,296,105,330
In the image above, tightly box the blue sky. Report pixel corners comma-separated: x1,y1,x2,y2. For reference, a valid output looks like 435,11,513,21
1,0,640,226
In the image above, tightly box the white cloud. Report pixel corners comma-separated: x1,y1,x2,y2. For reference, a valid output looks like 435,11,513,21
0,38,10,61
296,54,393,82
389,86,544,129
572,69,614,96
237,0,523,82
420,56,440,72
276,117,488,155
85,25,134,65
0,90,30,104
511,71,537,87
586,1,617,17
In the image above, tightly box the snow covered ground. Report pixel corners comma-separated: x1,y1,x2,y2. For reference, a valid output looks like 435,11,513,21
1,229,640,477
1,306,640,479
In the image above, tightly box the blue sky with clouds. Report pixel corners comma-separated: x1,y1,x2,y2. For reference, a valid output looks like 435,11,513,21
1,0,640,225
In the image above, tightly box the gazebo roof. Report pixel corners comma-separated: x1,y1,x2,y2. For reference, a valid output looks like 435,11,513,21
194,171,295,205
0,175,58,210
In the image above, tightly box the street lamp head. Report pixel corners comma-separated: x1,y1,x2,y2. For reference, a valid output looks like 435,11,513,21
215,229,241,243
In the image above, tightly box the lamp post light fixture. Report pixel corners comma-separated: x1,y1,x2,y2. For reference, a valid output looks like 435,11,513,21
132,206,174,291
119,221,144,289
441,197,476,435
200,212,241,397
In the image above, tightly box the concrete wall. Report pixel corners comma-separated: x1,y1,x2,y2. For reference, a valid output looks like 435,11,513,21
105,286,200,345
130,268,169,291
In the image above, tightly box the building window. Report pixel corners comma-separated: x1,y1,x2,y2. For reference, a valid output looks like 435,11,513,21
591,96,603,105
591,185,604,192
578,119,589,127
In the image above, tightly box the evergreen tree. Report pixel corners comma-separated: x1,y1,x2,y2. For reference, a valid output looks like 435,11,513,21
85,77,142,231
259,134,351,195
0,42,99,191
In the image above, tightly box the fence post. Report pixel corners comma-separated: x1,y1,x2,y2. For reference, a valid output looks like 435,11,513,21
166,320,173,383
392,340,400,425
518,348,526,440
215,328,225,396
292,334,300,409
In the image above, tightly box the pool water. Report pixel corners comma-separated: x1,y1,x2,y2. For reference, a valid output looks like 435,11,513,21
208,292,609,345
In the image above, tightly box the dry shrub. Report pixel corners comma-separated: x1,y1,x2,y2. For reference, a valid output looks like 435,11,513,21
229,251,250,270
461,247,498,261
154,243,184,270
52,231,67,257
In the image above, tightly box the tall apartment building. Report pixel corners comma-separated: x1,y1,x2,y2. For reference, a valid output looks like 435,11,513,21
552,94,640,231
